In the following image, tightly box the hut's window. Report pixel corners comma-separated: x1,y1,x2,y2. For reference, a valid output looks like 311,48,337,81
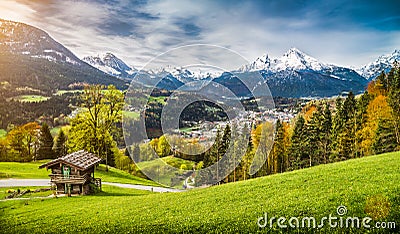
62,165,71,179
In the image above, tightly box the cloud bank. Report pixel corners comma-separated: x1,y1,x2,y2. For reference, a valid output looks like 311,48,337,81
0,0,399,68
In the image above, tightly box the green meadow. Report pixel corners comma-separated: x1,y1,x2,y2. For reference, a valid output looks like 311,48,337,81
137,156,196,187
0,152,399,233
10,95,50,103
0,161,157,186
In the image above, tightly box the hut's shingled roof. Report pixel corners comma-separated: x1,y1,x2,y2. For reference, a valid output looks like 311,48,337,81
39,150,102,170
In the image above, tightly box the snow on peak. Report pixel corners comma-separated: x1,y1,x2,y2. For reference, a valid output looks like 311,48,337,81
238,54,271,72
357,49,400,80
239,48,328,72
276,47,326,71
149,65,222,83
83,52,136,77
0,19,82,65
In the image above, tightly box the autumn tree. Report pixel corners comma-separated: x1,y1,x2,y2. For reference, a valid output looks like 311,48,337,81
251,122,274,177
360,95,394,155
7,122,40,162
0,138,8,161
157,135,171,157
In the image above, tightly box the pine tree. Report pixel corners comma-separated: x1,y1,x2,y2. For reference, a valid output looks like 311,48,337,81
53,129,67,157
220,124,231,156
220,124,232,182
37,123,55,160
308,103,332,165
343,92,357,159
272,120,285,173
242,133,254,180
332,92,357,161
388,65,400,149
304,109,319,167
288,116,307,170
131,144,141,162
197,129,222,185
203,129,221,168
372,118,397,154
376,71,388,93
356,91,372,157
331,98,344,162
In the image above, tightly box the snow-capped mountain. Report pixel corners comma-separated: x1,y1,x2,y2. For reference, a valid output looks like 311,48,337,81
82,47,368,97
0,19,82,65
149,65,221,83
0,19,127,90
233,48,367,97
357,49,400,80
83,53,136,78
239,48,329,72
238,47,368,86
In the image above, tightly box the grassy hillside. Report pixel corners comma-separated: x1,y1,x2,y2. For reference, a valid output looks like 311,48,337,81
95,164,158,186
9,95,50,103
0,161,157,186
1,152,399,233
0,185,151,200
137,156,196,187
0,161,49,179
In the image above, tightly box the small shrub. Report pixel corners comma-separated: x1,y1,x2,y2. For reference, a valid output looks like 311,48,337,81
89,183,101,194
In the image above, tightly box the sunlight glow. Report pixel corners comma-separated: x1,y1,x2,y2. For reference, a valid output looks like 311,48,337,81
0,1,36,23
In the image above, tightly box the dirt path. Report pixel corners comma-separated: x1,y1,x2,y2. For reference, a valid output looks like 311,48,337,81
0,179,183,193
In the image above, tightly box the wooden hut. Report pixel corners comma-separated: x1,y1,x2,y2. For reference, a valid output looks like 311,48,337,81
39,150,102,195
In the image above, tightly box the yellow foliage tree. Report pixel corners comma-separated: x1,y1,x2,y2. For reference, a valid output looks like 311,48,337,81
360,95,394,156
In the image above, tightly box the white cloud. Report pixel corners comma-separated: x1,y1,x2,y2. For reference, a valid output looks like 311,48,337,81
0,0,398,69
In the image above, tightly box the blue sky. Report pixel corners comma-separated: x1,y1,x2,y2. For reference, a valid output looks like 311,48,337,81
0,0,399,69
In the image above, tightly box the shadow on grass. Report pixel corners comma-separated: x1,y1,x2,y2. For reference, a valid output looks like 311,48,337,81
92,191,151,197
0,172,10,178
96,165,148,182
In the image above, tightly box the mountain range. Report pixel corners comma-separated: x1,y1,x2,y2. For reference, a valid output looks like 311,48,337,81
84,46,399,97
357,50,400,80
0,19,126,92
83,53,136,79
85,48,371,97
0,19,398,97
